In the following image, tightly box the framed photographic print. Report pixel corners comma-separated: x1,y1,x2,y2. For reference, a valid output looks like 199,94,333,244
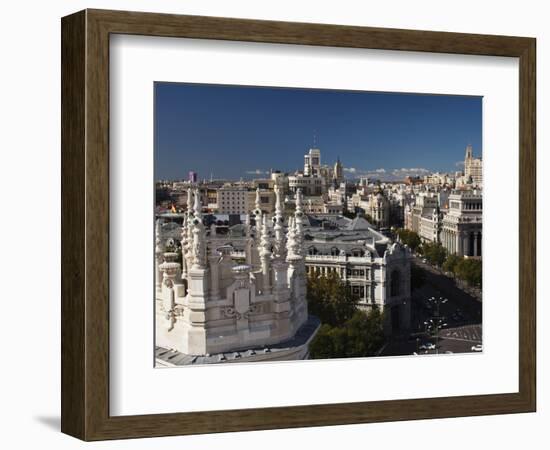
61,9,536,441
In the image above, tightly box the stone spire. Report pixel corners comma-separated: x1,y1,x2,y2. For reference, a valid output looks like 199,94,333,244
190,190,206,269
193,188,202,220
259,214,271,259
155,219,165,291
186,188,193,215
159,251,181,331
184,209,194,270
294,189,305,256
272,183,286,260
259,214,272,294
286,216,299,259
180,215,188,279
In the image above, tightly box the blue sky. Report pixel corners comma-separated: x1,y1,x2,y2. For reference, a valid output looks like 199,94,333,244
154,82,482,181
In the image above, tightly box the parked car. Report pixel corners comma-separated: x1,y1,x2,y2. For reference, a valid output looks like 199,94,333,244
471,344,483,352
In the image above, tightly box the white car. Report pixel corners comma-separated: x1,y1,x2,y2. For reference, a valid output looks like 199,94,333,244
419,342,436,350
471,344,483,352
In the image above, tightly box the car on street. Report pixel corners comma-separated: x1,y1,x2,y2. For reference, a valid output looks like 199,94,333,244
471,344,483,352
419,342,436,350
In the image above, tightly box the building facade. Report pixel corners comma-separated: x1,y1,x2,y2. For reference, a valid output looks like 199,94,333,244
216,185,250,215
441,190,482,257
464,144,483,187
302,215,412,333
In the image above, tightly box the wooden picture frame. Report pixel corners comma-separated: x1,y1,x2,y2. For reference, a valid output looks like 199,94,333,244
61,9,536,441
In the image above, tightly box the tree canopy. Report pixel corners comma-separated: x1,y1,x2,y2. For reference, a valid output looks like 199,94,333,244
309,309,385,359
307,272,385,359
455,258,482,288
422,242,447,267
442,253,461,274
395,228,421,252
307,271,359,327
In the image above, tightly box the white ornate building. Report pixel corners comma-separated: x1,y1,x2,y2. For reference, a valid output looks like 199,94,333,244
302,215,412,333
155,187,320,365
368,191,390,229
441,189,482,257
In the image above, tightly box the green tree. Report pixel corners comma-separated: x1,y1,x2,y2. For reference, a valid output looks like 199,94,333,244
455,258,482,288
307,271,358,327
442,254,461,274
422,242,447,267
307,324,337,359
309,309,385,359
344,309,385,357
395,228,421,252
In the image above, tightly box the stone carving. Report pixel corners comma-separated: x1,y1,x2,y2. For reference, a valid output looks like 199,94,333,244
221,303,261,320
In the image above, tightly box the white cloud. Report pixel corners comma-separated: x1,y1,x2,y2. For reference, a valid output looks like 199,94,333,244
344,167,385,176
455,161,465,167
245,169,269,175
391,168,430,176
342,166,431,181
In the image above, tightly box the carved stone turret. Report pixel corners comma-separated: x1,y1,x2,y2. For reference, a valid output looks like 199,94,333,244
294,189,305,256
190,190,206,270
155,219,165,292
259,214,272,295
180,215,189,280
272,183,286,261
155,196,319,364
286,216,299,259
159,254,181,331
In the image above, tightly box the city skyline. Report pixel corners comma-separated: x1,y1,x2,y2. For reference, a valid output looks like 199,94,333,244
155,82,482,181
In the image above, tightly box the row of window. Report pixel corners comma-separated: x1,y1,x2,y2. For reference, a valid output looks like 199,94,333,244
307,247,366,257
304,265,369,278
464,202,482,210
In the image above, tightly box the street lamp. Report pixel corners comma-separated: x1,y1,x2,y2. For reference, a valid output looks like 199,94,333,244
424,296,448,354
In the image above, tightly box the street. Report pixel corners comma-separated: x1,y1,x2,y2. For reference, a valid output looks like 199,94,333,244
380,257,482,357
